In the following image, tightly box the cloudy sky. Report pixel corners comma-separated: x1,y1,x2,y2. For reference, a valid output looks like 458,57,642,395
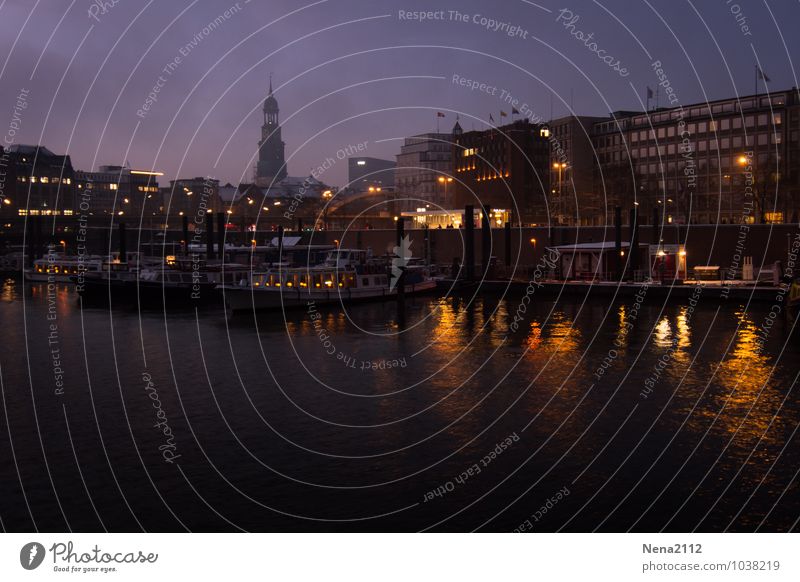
1,0,797,186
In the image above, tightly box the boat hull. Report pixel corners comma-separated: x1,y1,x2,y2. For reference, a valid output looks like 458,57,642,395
77,277,220,307
221,279,438,314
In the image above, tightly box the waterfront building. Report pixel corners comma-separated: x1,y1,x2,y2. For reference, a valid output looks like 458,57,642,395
75,165,161,218
548,115,604,226
451,119,551,225
255,76,288,187
590,89,800,225
394,132,453,210
4,145,75,217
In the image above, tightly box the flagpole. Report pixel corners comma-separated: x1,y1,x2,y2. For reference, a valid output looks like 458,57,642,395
755,65,757,95
436,113,440,133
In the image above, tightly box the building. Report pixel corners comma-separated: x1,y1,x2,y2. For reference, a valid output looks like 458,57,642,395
75,165,161,218
255,76,288,186
162,177,220,218
548,115,604,225
452,119,551,225
591,89,800,225
394,132,453,210
3,145,75,217
347,156,395,192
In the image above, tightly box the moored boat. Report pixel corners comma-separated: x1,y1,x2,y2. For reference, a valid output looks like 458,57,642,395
219,248,437,314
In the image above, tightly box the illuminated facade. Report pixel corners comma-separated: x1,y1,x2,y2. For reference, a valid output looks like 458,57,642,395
3,145,75,216
451,119,551,225
75,166,162,217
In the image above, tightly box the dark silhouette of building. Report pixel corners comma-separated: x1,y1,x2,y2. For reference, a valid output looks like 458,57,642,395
3,145,75,217
256,75,288,186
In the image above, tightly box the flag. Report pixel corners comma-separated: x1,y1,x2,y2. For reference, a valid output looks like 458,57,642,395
646,86,654,99
511,107,520,115
500,110,508,117
436,112,446,118
757,67,770,82
489,114,495,122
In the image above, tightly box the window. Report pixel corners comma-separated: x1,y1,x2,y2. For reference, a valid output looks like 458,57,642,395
758,114,768,126
721,137,730,149
721,119,730,130
732,117,742,129
745,116,755,128
757,134,768,146
667,126,676,137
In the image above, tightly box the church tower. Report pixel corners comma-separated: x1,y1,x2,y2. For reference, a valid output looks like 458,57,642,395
256,75,288,185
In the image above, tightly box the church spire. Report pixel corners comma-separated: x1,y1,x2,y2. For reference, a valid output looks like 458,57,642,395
269,72,273,95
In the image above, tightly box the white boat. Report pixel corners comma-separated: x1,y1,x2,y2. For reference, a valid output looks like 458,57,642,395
25,253,104,282
219,249,437,314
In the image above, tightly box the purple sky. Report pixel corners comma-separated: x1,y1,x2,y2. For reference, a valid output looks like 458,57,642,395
1,0,798,186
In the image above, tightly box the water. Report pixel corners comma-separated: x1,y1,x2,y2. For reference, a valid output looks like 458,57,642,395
0,279,798,532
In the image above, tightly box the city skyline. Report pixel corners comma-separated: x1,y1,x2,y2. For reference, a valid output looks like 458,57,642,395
1,0,797,186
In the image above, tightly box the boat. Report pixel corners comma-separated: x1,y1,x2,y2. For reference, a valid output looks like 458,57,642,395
25,252,104,282
76,262,219,306
219,248,438,314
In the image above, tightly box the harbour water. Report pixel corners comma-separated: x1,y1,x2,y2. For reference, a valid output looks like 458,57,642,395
0,279,798,532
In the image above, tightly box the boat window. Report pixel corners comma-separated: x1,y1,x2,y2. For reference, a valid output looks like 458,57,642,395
323,273,335,288
314,274,323,288
299,274,309,288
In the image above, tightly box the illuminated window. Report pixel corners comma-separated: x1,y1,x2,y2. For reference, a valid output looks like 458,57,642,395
110,184,118,190
540,128,550,137
40,177,49,184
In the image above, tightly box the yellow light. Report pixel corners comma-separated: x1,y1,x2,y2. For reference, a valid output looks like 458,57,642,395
737,155,748,166
324,280,333,287
438,177,445,183
2,199,10,205
529,238,536,244
657,250,666,257
393,216,399,221
376,187,382,192
123,198,129,204
553,163,559,169
227,210,233,214
179,211,184,216
130,170,164,176
286,282,293,287
620,251,625,256
254,282,260,286
679,250,687,257
368,187,375,192
117,211,124,216
273,201,281,206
